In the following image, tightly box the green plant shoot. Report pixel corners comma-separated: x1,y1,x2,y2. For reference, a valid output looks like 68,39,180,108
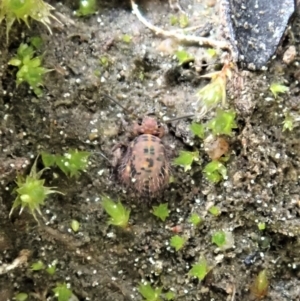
203,160,227,183
270,83,289,98
102,195,130,228
71,219,80,232
152,203,169,221
41,150,90,178
15,293,28,301
251,269,269,299
206,48,217,58
189,122,205,139
10,157,61,221
173,151,199,172
211,230,234,250
179,14,189,28
212,230,226,247
122,34,132,43
195,63,233,118
175,50,194,65
0,0,59,40
170,15,178,26
76,0,97,16
282,111,295,132
138,283,162,301
31,260,45,271
46,263,56,275
257,222,266,231
53,283,73,301
8,43,52,96
208,206,221,216
207,109,237,136
164,291,176,300
170,235,186,251
188,213,202,226
188,255,210,281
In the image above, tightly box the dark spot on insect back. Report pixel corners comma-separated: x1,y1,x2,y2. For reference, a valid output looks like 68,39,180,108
149,146,155,155
146,158,154,168
142,135,150,141
151,136,158,142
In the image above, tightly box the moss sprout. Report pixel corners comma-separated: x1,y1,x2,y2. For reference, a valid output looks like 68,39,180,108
208,205,221,216
75,0,97,16
8,43,52,97
207,109,237,136
173,150,200,172
203,160,227,183
175,49,194,65
15,293,28,301
189,122,205,139
194,62,234,118
10,156,62,221
152,203,169,221
212,230,234,250
31,260,45,271
250,269,269,299
41,150,90,178
170,235,186,251
138,283,162,301
188,213,202,226
270,83,289,98
188,255,210,281
53,283,73,301
102,195,130,228
0,0,59,40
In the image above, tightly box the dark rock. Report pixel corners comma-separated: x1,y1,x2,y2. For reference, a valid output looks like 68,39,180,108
223,0,296,69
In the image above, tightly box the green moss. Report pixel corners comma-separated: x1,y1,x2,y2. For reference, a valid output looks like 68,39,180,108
41,150,90,178
173,150,199,172
189,122,205,139
203,160,227,183
170,235,186,251
0,0,58,40
152,203,169,221
8,43,52,97
207,109,237,136
138,283,162,301
52,283,73,301
175,50,194,65
10,156,62,221
208,205,221,216
75,0,97,16
102,195,130,228
188,213,202,226
270,83,289,98
212,230,226,247
188,255,210,281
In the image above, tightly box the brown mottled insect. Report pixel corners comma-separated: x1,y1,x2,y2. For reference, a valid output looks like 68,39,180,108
116,116,169,196
103,94,193,196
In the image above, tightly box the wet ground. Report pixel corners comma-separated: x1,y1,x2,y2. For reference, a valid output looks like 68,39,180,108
1,0,300,300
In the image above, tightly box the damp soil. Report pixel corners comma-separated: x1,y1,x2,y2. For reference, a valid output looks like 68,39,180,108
1,0,300,300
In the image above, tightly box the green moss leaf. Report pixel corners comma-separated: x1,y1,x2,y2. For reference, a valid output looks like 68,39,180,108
170,235,186,251
270,83,289,98
138,283,162,301
53,283,73,301
189,122,205,139
189,256,209,280
152,203,169,222
173,151,199,172
102,195,130,228
207,109,237,136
